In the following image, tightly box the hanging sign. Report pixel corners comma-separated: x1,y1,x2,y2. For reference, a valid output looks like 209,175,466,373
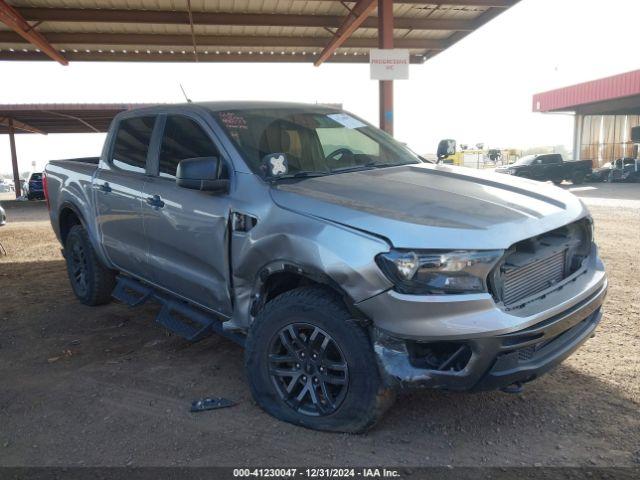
369,49,410,80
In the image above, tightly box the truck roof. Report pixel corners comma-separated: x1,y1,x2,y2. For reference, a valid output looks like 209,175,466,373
127,101,342,116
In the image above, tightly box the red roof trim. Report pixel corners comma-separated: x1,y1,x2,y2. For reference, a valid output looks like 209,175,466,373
532,69,640,112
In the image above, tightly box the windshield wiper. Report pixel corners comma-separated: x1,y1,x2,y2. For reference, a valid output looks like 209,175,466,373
331,161,415,174
330,163,377,174
368,162,413,169
273,171,329,180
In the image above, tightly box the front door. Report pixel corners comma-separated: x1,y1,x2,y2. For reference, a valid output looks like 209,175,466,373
141,114,233,315
95,115,156,280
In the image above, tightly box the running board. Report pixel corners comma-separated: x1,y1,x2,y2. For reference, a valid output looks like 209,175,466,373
111,276,245,346
112,276,153,307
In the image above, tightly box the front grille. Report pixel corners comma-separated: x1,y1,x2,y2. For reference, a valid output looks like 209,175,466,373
492,219,591,308
502,249,566,306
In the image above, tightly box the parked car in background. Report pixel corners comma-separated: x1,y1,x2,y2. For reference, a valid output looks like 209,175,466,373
25,172,45,200
495,154,592,185
589,158,640,183
0,201,6,226
44,102,607,432
0,179,14,193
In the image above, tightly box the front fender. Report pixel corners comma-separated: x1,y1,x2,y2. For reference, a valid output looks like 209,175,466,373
228,206,393,329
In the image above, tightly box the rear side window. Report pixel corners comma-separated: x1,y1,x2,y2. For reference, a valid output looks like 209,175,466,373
159,116,220,178
541,155,561,165
112,116,156,173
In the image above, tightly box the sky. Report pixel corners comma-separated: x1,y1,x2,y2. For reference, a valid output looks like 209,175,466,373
1,0,639,175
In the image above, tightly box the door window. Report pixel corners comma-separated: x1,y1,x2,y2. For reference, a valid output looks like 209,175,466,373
541,155,561,165
159,116,220,178
112,116,156,173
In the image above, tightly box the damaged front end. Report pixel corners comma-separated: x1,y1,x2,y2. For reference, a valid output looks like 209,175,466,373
371,281,605,392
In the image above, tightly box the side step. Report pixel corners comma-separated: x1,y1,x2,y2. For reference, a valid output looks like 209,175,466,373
156,300,215,342
112,276,153,307
111,276,245,347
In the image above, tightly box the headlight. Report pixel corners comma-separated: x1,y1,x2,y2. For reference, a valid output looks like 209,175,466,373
376,250,503,295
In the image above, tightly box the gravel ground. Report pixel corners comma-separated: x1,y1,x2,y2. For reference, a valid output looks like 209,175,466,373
0,188,638,467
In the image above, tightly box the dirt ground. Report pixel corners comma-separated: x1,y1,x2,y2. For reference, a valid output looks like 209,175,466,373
0,185,638,467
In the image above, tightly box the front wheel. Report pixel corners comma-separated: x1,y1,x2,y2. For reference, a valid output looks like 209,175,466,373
64,224,116,305
245,287,395,433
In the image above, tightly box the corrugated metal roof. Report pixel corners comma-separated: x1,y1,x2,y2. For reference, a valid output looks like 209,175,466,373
533,69,640,113
0,0,520,63
0,103,155,134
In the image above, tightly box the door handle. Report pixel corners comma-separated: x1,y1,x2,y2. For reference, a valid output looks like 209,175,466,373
99,182,112,193
146,194,165,209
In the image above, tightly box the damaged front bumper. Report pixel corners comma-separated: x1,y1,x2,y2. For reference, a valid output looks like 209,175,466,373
370,276,607,392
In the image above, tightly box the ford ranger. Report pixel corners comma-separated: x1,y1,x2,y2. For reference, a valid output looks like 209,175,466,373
44,102,607,432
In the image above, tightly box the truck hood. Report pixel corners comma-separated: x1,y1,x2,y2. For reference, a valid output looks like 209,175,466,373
270,163,588,250
494,165,520,172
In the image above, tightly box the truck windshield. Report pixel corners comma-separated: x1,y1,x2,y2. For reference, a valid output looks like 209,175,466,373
212,108,421,178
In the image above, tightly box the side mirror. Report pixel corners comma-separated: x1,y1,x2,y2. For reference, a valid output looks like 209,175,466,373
436,139,456,162
176,157,229,193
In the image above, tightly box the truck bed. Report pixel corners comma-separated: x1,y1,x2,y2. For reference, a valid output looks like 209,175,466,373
45,157,102,245
50,156,100,165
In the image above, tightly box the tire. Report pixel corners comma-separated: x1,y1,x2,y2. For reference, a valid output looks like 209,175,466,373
245,286,395,433
552,179,563,185
572,173,585,185
64,224,116,306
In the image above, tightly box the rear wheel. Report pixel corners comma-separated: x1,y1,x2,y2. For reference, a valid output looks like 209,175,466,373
65,224,116,306
571,172,585,185
245,287,395,433
552,178,563,185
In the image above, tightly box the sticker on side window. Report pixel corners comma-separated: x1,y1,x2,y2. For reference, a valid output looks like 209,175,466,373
327,113,366,129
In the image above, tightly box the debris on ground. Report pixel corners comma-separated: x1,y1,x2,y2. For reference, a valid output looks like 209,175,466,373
190,397,236,412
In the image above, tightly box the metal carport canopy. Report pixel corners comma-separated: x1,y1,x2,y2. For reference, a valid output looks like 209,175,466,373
0,0,520,194
0,0,520,129
0,0,519,65
1,103,153,197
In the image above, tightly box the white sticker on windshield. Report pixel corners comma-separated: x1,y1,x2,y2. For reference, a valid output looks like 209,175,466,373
327,113,366,129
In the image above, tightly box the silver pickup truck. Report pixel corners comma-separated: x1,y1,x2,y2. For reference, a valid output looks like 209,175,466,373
44,102,607,432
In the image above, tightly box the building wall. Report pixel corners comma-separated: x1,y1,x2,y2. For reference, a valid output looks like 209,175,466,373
579,114,640,167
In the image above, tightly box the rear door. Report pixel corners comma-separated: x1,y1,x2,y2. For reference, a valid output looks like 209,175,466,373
542,154,563,180
141,113,233,315
95,115,157,280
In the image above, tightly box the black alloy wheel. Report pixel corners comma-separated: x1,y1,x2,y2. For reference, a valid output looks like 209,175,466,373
64,224,116,305
268,323,349,417
69,239,89,297
245,287,395,432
